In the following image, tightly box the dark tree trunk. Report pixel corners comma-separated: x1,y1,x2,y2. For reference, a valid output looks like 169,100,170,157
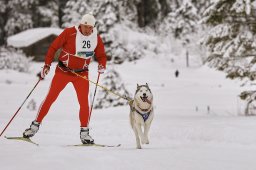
136,0,169,27
58,0,69,28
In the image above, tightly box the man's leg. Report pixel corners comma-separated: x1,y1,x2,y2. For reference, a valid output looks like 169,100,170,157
23,72,70,138
72,76,93,144
72,77,90,127
36,72,69,122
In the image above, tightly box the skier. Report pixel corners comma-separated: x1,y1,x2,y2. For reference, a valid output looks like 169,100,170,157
23,14,107,144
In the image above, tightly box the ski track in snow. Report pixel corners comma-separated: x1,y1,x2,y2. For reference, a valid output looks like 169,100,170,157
1,57,256,170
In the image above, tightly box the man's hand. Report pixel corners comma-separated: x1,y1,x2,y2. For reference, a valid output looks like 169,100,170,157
40,64,50,79
98,64,105,74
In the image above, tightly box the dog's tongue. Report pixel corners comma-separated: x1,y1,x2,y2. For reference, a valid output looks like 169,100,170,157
145,98,152,104
140,96,152,104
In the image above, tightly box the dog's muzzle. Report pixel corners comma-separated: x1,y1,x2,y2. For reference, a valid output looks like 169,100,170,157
140,96,148,102
140,96,152,104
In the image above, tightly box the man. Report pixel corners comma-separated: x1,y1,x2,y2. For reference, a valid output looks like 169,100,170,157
23,14,107,144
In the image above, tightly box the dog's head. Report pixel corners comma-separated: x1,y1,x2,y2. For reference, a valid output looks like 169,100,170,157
134,83,153,109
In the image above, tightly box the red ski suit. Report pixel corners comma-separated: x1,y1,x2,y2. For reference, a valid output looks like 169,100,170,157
35,26,107,127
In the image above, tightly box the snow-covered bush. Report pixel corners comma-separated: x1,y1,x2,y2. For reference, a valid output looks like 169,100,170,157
0,47,32,72
94,68,131,109
105,24,154,64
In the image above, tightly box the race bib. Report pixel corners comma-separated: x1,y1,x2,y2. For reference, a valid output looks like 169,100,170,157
75,26,98,59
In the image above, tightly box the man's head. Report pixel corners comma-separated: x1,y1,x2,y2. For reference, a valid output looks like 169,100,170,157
80,14,95,36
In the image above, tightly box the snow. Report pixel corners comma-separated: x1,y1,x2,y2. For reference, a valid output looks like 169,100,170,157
7,27,63,48
1,54,256,170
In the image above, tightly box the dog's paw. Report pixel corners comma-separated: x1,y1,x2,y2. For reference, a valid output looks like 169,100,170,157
141,137,147,144
141,135,150,144
137,145,142,149
145,137,149,144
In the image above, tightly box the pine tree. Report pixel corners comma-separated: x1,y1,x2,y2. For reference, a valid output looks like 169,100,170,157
94,69,131,109
57,0,69,27
4,0,39,36
62,0,100,28
202,0,256,113
35,0,59,27
96,0,119,33
160,0,200,44
191,0,212,17
202,0,256,80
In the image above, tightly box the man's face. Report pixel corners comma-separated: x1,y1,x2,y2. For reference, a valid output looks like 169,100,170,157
80,24,93,36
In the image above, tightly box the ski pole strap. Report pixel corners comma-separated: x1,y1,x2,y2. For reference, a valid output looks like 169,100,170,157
70,70,132,103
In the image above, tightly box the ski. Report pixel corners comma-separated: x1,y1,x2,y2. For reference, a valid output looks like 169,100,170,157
67,143,121,147
4,136,39,146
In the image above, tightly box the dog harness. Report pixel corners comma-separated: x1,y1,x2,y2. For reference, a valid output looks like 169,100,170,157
135,108,151,122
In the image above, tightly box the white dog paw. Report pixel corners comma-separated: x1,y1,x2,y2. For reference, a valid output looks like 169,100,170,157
137,145,142,149
145,138,149,144
141,138,147,144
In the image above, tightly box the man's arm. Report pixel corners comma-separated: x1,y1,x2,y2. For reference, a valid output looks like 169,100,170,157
94,35,107,69
45,29,68,66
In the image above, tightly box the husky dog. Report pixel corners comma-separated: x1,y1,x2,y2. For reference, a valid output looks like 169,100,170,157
129,83,154,149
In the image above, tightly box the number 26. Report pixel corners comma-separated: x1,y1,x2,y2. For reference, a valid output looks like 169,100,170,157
82,41,91,48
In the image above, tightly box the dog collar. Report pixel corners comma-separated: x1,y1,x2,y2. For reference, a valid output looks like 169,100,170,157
135,108,151,122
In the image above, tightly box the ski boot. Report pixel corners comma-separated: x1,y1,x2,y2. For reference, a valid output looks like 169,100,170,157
80,127,94,144
23,120,40,138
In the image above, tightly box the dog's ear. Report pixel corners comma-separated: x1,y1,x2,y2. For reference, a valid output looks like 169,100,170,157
146,83,151,92
137,84,140,89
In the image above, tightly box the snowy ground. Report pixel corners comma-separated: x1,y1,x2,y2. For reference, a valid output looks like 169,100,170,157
1,56,256,170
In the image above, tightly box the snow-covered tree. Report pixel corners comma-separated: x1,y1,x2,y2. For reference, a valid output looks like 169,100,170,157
160,0,200,43
202,0,256,80
201,0,256,114
94,69,131,109
191,0,212,17
62,0,100,28
4,0,39,36
96,0,122,62
57,0,69,27
96,0,119,33
35,0,59,27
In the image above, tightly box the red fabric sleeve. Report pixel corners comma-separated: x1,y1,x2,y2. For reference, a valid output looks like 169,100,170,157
94,35,107,68
45,29,68,66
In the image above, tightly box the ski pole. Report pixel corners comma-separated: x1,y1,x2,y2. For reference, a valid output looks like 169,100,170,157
0,78,41,137
88,73,100,126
